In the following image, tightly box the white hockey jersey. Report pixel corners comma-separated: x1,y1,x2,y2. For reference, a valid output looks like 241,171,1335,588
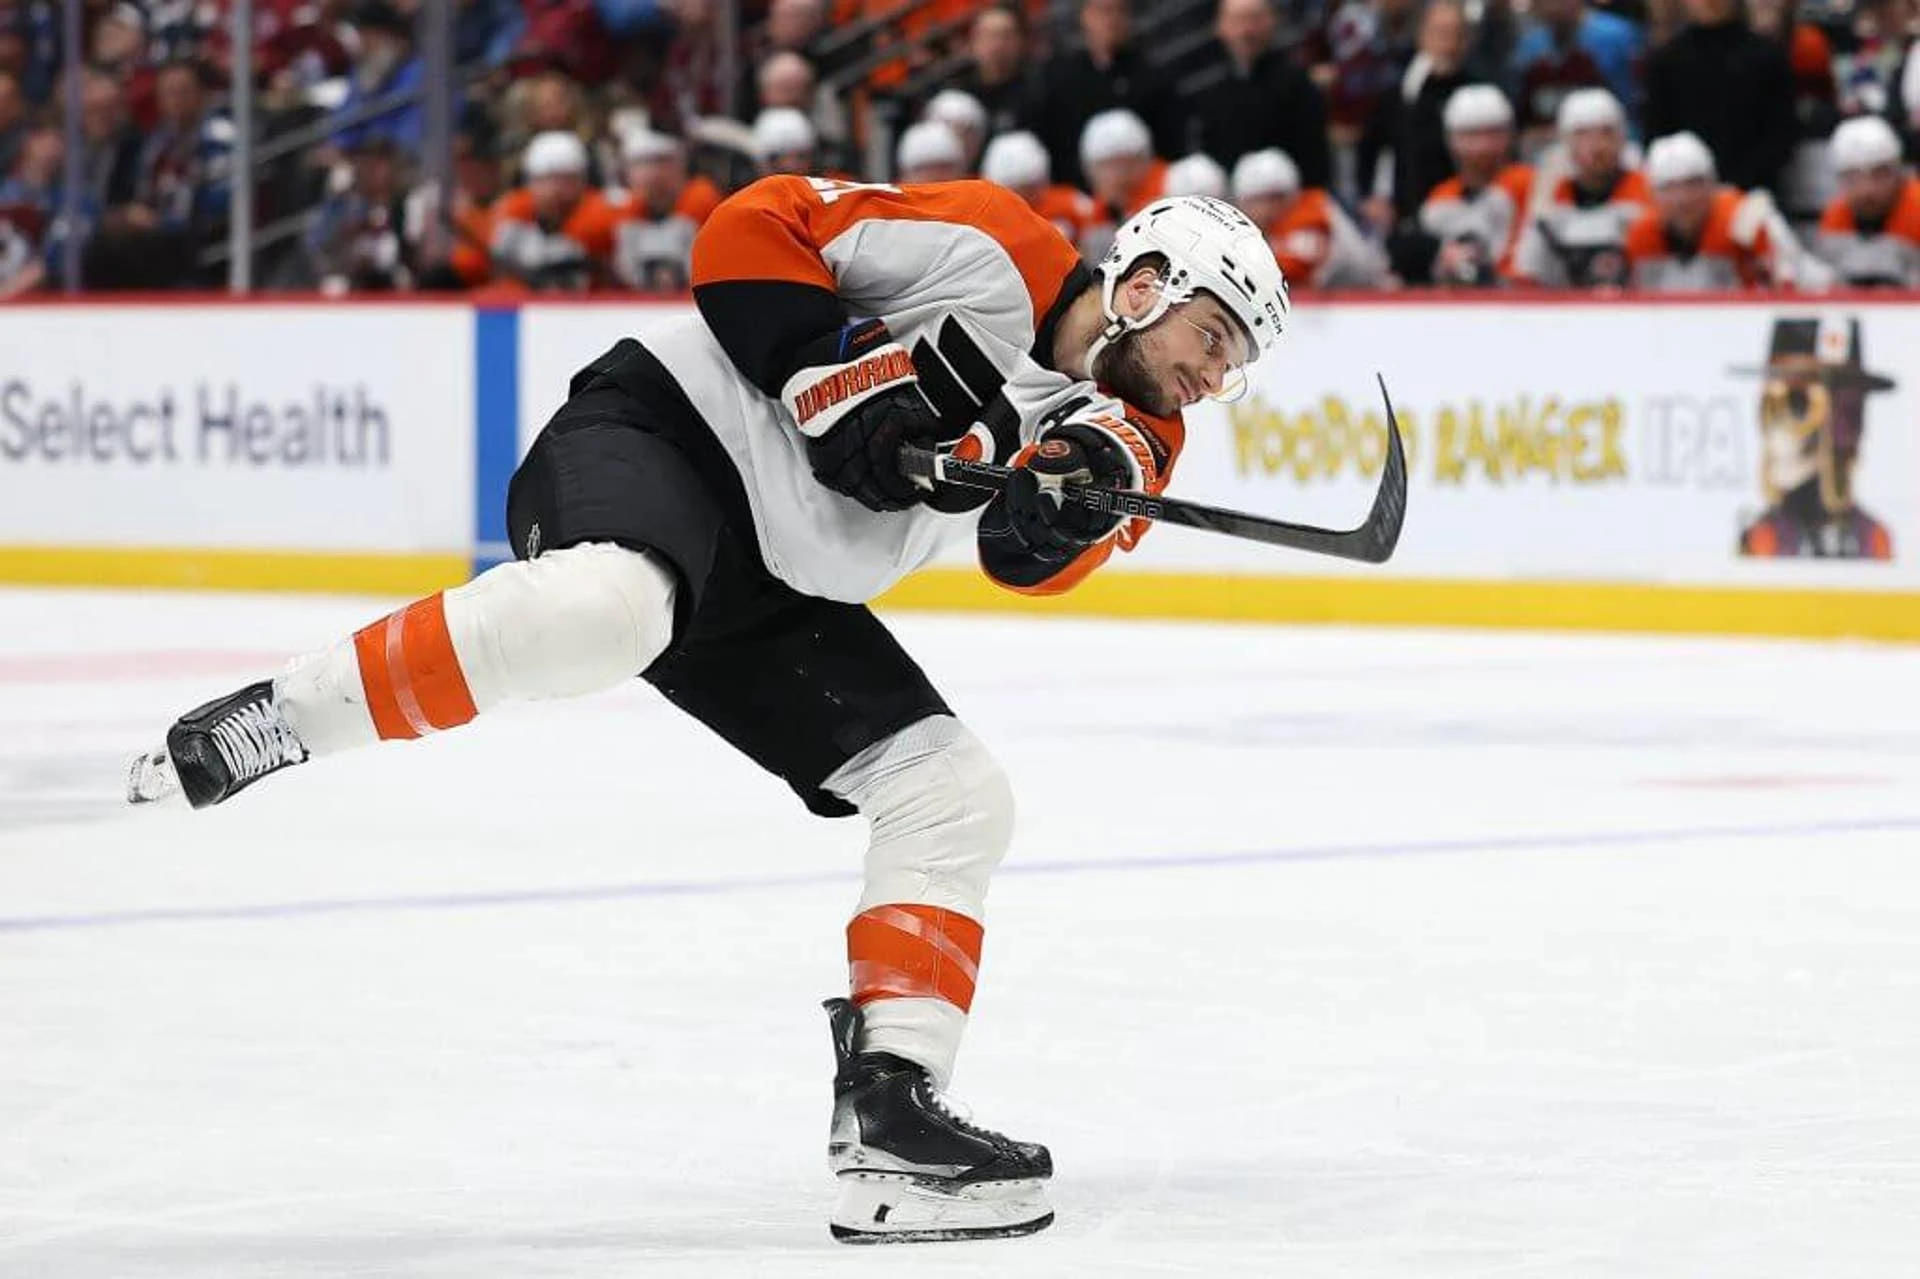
643,175,1183,605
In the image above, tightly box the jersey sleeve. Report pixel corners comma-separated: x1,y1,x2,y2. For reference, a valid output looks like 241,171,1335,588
976,384,1185,596
690,174,1082,402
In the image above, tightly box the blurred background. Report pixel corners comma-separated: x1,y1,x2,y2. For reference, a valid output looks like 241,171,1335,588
0,0,1917,297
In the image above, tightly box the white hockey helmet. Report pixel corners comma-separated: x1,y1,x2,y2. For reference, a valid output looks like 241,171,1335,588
1645,131,1716,187
1162,153,1230,200
1832,115,1902,174
1090,195,1291,397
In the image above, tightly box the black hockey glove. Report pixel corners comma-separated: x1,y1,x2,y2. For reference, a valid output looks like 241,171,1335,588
782,318,941,513
1005,421,1142,556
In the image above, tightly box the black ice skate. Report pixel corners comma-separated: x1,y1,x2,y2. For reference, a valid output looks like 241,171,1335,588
823,996,1053,1244
127,681,309,809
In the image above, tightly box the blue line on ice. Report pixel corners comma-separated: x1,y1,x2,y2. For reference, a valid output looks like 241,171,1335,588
3,814,1916,935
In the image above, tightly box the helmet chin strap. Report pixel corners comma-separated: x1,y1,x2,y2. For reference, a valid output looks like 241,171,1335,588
1084,267,1191,377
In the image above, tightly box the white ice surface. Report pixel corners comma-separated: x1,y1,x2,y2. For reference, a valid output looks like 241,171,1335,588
2,588,1918,1277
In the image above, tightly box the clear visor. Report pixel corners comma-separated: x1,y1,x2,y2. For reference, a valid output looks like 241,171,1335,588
1166,304,1255,405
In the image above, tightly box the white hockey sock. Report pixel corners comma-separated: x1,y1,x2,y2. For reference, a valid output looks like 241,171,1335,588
275,543,677,755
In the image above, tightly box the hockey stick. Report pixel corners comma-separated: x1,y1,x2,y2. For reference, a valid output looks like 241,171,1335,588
900,373,1409,565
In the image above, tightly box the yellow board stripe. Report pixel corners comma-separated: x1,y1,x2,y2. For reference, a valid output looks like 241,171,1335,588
0,547,471,597
877,567,1920,642
5,549,1917,642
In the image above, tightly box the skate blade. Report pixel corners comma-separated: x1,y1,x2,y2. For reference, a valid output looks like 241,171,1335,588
126,749,180,805
830,1173,1053,1245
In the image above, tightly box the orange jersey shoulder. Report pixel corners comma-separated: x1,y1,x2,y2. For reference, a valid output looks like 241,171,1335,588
1820,195,1857,233
1034,184,1099,237
493,187,619,257
676,175,725,225
692,174,1083,326
1124,160,1169,217
1697,188,1757,257
1497,163,1534,207
1623,206,1667,259
1890,178,1920,241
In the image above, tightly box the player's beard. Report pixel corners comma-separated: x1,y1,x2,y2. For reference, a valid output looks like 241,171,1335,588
1092,329,1178,418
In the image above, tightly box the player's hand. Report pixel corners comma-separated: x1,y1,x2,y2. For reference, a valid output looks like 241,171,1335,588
805,385,943,511
783,319,940,512
1005,422,1142,555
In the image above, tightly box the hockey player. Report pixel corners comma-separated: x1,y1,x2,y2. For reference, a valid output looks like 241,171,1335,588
127,178,1290,1245
1507,88,1652,288
1813,116,1920,288
1624,132,1784,291
1414,85,1533,287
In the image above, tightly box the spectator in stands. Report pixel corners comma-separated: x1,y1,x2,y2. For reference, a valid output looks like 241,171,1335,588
924,89,988,170
1411,84,1532,285
757,50,850,158
455,0,525,73
1357,0,1480,232
1748,0,1839,220
1507,87,1651,287
764,0,833,67
331,1,425,158
136,59,231,240
0,2,58,106
751,106,817,176
648,0,729,131
1163,153,1229,198
1309,0,1421,145
77,68,143,214
504,71,609,186
407,109,505,289
304,135,411,293
1509,0,1642,155
1642,0,1797,193
1814,115,1920,286
0,69,23,177
0,125,66,297
1080,108,1166,251
1028,0,1182,189
87,3,154,124
1191,0,1333,186
896,120,969,183
1230,146,1386,288
490,130,620,291
950,6,1033,142
980,129,1102,249
611,130,713,291
1625,131,1788,289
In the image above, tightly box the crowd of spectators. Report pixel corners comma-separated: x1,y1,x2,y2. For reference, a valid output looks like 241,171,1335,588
2,0,1920,298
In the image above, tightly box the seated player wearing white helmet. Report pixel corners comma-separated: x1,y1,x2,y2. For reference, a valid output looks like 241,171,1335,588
1162,153,1229,199
1231,146,1384,289
1078,108,1166,259
750,106,818,175
1814,115,1920,287
1623,132,1790,291
895,119,969,183
131,184,1290,1245
921,87,989,169
1508,87,1653,287
490,130,621,291
1416,84,1532,286
981,129,1102,245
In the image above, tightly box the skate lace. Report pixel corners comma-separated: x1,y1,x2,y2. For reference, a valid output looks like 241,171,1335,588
210,701,308,782
925,1086,1017,1152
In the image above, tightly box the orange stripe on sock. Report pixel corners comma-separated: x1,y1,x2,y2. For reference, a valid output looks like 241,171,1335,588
847,904,984,1012
351,594,478,742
